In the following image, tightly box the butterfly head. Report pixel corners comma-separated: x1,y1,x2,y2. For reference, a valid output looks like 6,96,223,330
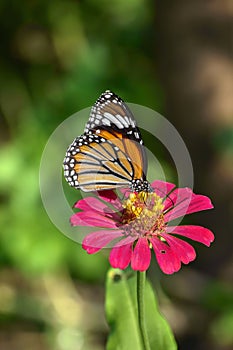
130,179,152,193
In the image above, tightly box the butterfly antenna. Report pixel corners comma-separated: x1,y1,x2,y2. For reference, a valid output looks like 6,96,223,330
153,186,175,209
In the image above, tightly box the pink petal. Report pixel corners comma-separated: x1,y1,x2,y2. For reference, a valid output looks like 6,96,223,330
74,197,120,221
98,189,118,201
163,187,192,213
164,188,214,222
119,187,131,197
151,180,176,198
74,197,109,211
150,238,181,274
162,233,196,264
98,190,122,210
131,238,151,271
186,193,214,214
70,211,118,228
109,236,135,270
82,230,124,253
166,225,215,246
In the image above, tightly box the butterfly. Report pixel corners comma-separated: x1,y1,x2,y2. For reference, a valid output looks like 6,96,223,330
63,90,151,193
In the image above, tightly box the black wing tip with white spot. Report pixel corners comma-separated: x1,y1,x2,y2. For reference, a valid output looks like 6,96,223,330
99,90,121,98
84,90,130,134
95,90,124,106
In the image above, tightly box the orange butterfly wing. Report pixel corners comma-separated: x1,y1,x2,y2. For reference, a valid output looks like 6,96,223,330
63,91,150,193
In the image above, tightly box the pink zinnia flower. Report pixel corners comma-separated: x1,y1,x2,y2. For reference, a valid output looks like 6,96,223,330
71,180,214,274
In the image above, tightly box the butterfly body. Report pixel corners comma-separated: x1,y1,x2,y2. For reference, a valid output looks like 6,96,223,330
63,90,151,193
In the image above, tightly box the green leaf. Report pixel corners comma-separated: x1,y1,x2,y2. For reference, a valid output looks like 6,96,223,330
105,268,177,350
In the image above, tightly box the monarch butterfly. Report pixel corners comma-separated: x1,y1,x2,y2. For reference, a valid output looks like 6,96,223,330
63,90,152,193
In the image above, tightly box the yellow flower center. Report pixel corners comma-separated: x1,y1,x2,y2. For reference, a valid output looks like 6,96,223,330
120,191,165,238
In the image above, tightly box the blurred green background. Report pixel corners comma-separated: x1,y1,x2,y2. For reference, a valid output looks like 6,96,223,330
0,1,232,349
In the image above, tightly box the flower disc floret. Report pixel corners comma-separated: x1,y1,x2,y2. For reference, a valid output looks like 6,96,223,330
121,192,165,239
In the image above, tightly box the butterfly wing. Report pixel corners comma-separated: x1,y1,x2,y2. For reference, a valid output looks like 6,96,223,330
84,90,138,133
86,90,148,179
63,90,148,192
64,132,134,191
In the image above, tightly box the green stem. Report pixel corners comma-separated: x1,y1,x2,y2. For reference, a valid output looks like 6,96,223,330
137,271,151,350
